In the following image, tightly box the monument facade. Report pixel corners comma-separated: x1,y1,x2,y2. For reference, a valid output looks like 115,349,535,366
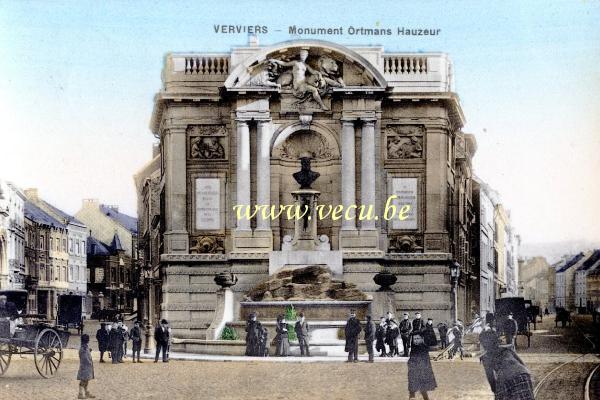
141,40,477,350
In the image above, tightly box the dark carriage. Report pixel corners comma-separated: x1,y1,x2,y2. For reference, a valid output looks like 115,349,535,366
57,294,84,334
555,307,572,327
0,292,70,378
495,297,532,347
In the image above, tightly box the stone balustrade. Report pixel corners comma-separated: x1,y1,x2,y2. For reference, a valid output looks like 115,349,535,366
383,55,428,74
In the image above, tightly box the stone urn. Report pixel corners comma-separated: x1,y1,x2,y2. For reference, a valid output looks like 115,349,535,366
373,271,397,291
214,271,238,289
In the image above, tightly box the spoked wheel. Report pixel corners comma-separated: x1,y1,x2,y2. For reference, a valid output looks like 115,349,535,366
0,342,11,376
34,328,63,378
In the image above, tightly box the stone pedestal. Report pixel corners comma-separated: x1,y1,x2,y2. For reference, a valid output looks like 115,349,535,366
289,189,320,250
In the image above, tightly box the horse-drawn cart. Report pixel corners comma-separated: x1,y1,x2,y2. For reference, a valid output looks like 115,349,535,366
0,319,69,378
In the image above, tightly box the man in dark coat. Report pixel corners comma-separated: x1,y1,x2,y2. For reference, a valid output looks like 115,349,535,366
385,319,400,357
504,312,519,348
437,322,449,349
154,319,170,362
399,312,413,357
375,316,387,357
344,310,362,362
77,334,95,399
95,323,109,363
364,315,376,362
245,313,260,356
130,321,143,363
294,312,310,356
412,312,425,335
424,318,438,347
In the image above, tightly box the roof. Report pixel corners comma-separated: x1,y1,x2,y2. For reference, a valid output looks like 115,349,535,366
86,236,110,256
576,249,600,272
109,233,124,252
24,201,66,228
556,252,586,273
100,204,138,234
41,200,85,227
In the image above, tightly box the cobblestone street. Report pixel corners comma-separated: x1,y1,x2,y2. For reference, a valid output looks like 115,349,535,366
1,315,598,399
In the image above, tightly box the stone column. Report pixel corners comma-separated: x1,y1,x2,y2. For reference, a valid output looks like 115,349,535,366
256,119,271,231
340,119,356,230
236,119,251,231
163,127,188,253
360,120,377,230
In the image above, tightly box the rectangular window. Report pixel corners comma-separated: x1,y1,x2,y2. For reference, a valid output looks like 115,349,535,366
50,238,53,251
69,239,73,253
40,235,44,250
75,241,80,255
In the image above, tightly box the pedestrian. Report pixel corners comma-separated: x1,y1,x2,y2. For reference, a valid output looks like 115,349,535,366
106,323,112,359
385,310,394,324
77,334,95,399
95,323,109,363
245,312,260,356
424,318,437,347
259,324,269,357
544,308,549,316
437,322,448,349
154,319,170,363
364,315,376,362
479,329,534,400
294,312,310,356
344,309,362,362
407,333,437,400
503,312,519,348
412,312,425,335
399,312,413,357
122,323,129,359
375,316,387,357
275,315,290,356
385,319,400,357
449,322,464,360
130,321,143,363
108,322,122,364
0,294,18,337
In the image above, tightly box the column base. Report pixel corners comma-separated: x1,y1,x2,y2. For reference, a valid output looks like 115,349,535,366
232,229,273,252
339,229,379,249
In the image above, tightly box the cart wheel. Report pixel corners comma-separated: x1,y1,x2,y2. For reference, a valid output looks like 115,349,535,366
0,342,11,376
34,328,63,378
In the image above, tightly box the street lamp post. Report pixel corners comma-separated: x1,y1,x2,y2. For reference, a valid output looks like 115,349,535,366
449,260,461,323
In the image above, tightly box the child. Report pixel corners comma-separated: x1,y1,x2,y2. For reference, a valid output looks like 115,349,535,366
407,334,437,399
77,334,95,399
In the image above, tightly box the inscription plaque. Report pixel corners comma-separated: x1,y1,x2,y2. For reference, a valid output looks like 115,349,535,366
195,178,220,230
391,177,418,230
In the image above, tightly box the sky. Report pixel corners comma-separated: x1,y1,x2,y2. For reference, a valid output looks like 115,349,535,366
0,1,599,246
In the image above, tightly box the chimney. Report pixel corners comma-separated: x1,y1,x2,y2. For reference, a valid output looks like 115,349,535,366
24,188,39,200
83,199,99,209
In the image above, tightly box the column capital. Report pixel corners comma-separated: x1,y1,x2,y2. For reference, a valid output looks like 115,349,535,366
340,119,355,126
256,119,272,126
235,118,250,124
362,119,377,127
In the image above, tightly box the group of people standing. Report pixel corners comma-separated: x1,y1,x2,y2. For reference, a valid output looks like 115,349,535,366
95,320,143,364
345,310,438,399
245,312,310,357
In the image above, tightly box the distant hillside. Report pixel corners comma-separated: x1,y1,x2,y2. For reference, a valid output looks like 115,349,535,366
520,240,600,264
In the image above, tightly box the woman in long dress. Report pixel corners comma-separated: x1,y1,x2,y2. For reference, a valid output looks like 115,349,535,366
479,329,534,400
407,334,437,399
276,315,290,357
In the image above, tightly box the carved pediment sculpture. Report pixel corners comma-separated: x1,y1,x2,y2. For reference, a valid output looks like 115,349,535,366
238,49,345,110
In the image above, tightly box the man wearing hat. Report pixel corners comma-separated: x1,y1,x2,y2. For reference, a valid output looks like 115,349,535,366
503,312,519,348
344,309,362,362
399,312,413,357
95,322,109,363
294,312,310,357
154,319,170,363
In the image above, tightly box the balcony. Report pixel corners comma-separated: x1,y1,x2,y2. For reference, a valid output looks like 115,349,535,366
161,47,453,96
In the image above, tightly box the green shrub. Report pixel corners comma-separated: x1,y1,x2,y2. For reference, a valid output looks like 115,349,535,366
285,304,297,341
220,326,239,340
